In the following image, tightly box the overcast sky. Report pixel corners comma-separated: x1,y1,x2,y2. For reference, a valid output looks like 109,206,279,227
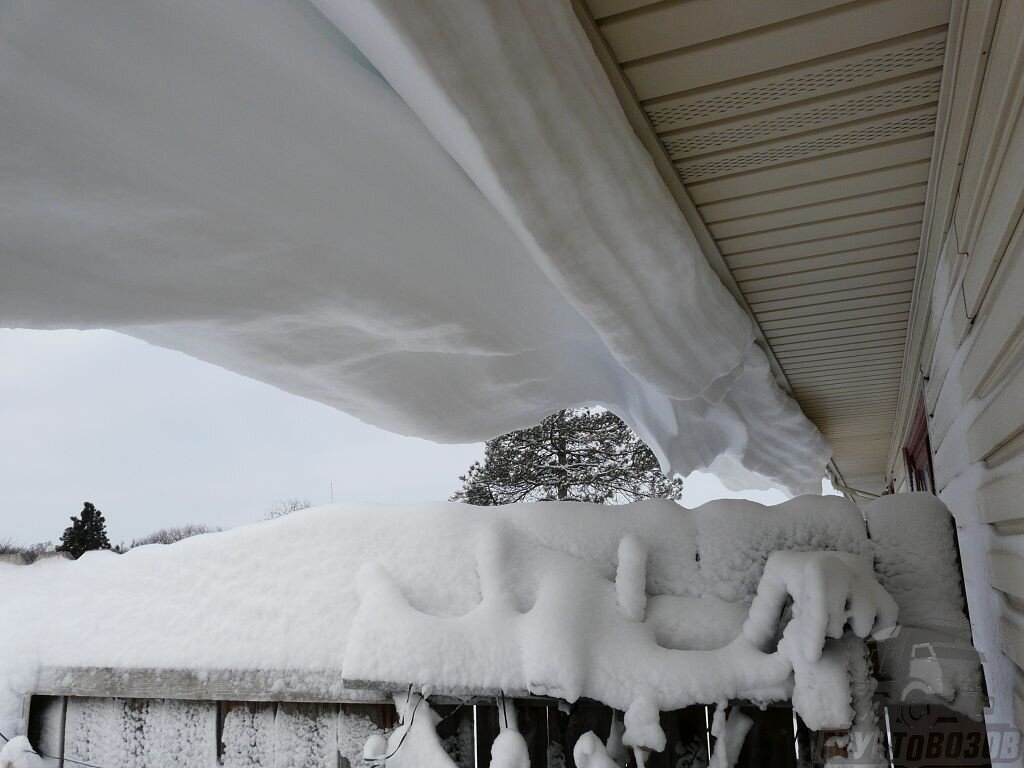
0,329,793,546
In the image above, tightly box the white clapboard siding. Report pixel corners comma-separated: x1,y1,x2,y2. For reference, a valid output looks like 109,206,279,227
886,0,1024,735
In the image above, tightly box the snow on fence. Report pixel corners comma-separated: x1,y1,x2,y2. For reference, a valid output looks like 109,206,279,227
23,689,820,768
0,496,979,767
24,694,398,768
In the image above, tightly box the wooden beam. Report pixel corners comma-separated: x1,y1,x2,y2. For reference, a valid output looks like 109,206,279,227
33,666,389,705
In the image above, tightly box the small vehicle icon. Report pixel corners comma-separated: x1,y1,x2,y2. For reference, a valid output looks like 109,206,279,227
903,642,944,698
873,618,987,727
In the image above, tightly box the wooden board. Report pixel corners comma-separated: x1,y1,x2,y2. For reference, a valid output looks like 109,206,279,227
34,666,387,705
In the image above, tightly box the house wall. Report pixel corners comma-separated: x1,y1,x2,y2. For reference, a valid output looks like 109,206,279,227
887,0,1024,752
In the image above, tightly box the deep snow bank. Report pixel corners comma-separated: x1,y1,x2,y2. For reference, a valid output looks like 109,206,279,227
0,0,827,494
0,497,882,738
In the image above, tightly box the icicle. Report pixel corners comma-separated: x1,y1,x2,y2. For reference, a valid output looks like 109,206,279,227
490,696,529,768
622,697,665,754
708,706,752,768
606,711,629,765
573,732,620,768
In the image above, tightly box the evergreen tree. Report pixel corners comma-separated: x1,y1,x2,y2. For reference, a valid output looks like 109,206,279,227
57,501,112,558
452,409,683,505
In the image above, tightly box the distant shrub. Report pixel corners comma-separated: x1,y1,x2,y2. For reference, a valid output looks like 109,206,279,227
0,539,56,563
129,524,220,548
266,498,312,519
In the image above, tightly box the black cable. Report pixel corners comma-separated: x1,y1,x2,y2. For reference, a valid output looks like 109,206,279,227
435,699,468,728
367,693,474,764
499,690,509,729
45,753,109,768
367,691,424,765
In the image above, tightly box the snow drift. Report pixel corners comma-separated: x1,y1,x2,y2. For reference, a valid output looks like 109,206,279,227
0,495,960,743
0,0,827,494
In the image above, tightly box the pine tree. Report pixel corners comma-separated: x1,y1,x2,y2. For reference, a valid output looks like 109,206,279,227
57,501,112,559
452,409,683,505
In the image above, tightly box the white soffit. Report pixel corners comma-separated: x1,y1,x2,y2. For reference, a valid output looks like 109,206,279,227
582,0,952,492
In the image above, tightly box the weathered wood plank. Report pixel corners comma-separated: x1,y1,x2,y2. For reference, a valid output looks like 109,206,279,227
35,667,388,704
64,697,152,768
220,701,276,768
274,702,338,768
344,677,533,700
153,699,218,767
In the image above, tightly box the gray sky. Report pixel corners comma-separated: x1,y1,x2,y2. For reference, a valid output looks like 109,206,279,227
0,329,790,546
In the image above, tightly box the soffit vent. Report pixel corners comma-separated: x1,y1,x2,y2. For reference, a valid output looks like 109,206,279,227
645,35,946,132
677,111,937,182
665,77,941,159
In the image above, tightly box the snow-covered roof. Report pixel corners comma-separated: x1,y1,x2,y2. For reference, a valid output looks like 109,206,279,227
0,0,826,494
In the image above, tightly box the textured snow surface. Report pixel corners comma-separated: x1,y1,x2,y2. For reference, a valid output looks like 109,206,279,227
864,494,966,623
572,732,619,768
0,0,826,494
615,535,648,623
0,495,896,739
0,736,46,768
59,698,217,768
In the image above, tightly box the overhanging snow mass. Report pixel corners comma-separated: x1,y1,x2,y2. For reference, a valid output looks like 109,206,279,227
0,0,828,493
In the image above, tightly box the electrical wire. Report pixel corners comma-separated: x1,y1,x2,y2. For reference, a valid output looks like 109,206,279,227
435,699,468,728
366,689,424,765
